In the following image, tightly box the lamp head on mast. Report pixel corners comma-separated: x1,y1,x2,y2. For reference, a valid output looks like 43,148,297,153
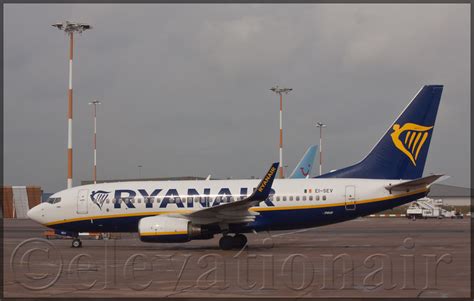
88,100,101,106
270,86,292,95
52,21,92,34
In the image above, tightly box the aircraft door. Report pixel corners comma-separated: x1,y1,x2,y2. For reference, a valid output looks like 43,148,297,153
345,185,356,210
77,189,89,214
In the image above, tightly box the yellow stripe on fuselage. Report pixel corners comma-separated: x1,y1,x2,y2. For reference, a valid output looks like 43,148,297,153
45,188,427,227
250,187,427,212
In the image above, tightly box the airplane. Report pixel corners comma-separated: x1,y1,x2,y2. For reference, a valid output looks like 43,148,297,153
289,145,318,179
28,85,444,250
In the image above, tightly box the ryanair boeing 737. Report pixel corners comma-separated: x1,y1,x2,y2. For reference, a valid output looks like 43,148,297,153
28,85,444,250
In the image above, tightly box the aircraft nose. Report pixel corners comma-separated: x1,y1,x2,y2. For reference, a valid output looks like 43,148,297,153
27,204,45,224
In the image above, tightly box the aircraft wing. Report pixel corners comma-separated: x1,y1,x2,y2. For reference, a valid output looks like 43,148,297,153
185,162,279,224
385,174,446,192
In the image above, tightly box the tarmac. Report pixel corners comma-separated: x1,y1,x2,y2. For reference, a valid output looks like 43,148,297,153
3,218,471,298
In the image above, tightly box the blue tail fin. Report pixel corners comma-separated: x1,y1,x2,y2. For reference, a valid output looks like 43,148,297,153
289,145,318,178
318,85,443,180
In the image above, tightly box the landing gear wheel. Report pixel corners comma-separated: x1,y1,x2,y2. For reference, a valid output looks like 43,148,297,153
219,235,234,250
233,234,247,249
72,238,82,248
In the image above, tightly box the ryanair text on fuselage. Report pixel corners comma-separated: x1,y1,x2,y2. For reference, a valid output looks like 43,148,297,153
93,187,335,210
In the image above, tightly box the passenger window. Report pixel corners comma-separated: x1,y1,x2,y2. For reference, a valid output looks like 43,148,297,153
138,198,142,203
322,195,326,201
157,198,161,203
302,196,306,201
309,195,313,201
296,196,300,201
289,196,293,201
276,196,280,202
283,196,287,201
316,195,320,201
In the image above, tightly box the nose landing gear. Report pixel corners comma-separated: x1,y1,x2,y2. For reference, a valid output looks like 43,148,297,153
219,234,248,250
71,238,82,248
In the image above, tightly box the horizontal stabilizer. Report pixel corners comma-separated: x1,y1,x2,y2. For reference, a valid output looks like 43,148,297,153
385,174,445,192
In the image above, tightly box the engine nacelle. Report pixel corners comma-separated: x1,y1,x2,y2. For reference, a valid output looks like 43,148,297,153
138,215,212,243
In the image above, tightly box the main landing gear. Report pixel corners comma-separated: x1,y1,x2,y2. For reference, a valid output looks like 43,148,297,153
71,238,82,248
219,234,247,250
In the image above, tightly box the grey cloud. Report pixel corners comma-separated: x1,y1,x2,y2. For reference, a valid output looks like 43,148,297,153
4,4,470,192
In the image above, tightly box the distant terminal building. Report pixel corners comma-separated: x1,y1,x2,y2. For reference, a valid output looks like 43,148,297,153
2,186,42,218
81,176,206,186
427,184,471,206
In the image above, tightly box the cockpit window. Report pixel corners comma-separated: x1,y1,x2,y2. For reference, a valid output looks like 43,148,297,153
47,197,61,204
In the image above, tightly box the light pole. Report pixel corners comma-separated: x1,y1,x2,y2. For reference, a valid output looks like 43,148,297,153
316,122,326,175
88,100,101,184
52,21,92,189
138,165,143,178
270,86,292,179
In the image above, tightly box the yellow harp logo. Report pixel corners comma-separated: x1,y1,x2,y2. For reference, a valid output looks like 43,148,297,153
390,123,433,166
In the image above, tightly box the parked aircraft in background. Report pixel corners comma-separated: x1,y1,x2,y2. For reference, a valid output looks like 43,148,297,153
289,145,317,179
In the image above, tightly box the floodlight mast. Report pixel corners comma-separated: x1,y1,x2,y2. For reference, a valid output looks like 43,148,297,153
52,21,92,189
138,165,143,178
270,86,293,179
88,100,101,184
316,122,327,175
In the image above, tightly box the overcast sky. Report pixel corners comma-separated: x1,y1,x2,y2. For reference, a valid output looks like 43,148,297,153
4,4,470,193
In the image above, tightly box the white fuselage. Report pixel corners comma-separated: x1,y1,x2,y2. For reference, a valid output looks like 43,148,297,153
29,178,428,233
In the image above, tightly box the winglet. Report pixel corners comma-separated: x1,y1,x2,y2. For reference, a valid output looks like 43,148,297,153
250,162,279,201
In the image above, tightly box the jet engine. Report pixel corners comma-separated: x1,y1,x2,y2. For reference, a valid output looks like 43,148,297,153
138,215,213,243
